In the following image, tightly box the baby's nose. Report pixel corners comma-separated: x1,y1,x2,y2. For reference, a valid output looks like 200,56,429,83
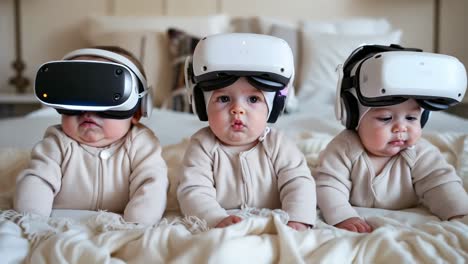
230,105,245,115
392,124,407,133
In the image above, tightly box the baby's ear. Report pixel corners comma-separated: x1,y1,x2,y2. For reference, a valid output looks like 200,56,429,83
132,109,142,124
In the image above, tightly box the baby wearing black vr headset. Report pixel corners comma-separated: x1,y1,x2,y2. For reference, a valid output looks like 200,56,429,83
177,33,317,231
14,46,169,226
313,44,468,233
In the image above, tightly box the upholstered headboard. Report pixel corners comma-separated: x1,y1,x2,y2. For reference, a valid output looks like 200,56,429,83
0,0,436,106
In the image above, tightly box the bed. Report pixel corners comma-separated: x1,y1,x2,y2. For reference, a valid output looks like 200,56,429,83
1,11,468,264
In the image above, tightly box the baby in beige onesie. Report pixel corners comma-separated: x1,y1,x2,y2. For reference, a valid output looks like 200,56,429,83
14,46,168,225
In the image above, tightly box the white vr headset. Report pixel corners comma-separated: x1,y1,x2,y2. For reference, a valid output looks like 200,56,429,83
185,33,295,123
336,44,467,129
35,48,152,119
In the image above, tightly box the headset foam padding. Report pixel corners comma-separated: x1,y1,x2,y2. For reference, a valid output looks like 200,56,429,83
420,110,430,128
268,92,286,123
343,96,430,129
193,85,208,121
341,91,359,129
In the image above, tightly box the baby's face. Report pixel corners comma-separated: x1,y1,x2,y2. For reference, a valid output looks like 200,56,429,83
207,77,269,148
60,55,138,147
357,99,423,157
62,112,134,147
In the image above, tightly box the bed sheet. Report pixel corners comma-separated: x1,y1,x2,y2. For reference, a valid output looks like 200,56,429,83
0,101,468,263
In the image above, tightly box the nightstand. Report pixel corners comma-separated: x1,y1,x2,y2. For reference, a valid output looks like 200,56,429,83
0,93,41,118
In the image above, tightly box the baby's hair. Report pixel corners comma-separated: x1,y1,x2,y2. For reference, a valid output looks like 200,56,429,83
91,45,147,79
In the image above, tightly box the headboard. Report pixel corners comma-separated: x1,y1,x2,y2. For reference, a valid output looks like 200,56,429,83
0,0,435,102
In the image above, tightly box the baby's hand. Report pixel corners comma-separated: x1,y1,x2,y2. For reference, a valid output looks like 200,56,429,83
335,217,373,233
215,215,243,228
287,221,310,231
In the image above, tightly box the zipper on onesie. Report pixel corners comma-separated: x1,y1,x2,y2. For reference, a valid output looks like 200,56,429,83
239,152,249,207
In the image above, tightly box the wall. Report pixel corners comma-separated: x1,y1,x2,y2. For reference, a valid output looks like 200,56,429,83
1,0,465,101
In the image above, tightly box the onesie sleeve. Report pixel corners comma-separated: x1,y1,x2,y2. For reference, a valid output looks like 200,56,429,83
14,125,65,217
125,125,169,225
412,140,468,220
312,131,360,225
268,130,317,226
177,129,229,227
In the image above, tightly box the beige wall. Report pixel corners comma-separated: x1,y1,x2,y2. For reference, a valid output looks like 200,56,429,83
440,0,468,67
0,0,466,101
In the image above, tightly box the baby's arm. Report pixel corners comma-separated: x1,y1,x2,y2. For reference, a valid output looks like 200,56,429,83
313,132,361,226
177,135,229,227
125,128,169,225
15,177,54,216
14,129,64,216
412,142,468,220
273,132,317,228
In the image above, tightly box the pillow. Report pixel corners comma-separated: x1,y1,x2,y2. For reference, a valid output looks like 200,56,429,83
84,31,161,106
230,16,260,33
303,17,393,35
255,16,299,36
81,14,231,107
297,30,402,104
81,14,231,42
162,28,200,113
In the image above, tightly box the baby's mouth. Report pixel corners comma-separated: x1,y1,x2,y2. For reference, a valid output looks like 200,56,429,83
231,119,245,130
389,140,406,146
80,117,99,127
389,133,408,146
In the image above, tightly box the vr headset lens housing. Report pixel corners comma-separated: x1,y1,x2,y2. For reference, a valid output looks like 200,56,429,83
196,74,286,92
348,51,467,110
35,60,143,119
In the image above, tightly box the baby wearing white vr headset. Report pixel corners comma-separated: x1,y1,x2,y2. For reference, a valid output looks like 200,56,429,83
314,44,468,233
177,33,317,231
14,46,169,226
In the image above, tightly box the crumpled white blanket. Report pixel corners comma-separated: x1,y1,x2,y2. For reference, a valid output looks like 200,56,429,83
1,208,467,263
0,131,467,263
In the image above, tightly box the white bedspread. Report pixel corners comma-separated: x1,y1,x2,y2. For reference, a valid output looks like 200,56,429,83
1,127,468,263
1,207,467,264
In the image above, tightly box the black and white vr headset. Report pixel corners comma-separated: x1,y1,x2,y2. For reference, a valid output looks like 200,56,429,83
35,48,152,119
185,33,295,123
336,44,467,129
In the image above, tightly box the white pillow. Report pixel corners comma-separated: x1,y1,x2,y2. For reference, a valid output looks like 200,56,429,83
81,14,231,107
297,30,402,104
302,17,393,35
82,14,231,42
255,16,299,35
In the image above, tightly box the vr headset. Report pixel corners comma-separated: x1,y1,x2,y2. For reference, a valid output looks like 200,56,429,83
185,33,295,123
35,48,152,119
336,44,467,129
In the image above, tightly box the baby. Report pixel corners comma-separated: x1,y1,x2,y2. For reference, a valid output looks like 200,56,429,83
14,46,169,225
314,44,468,233
177,33,316,231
